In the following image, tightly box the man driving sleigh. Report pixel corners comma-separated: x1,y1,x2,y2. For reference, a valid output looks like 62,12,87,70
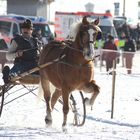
2,19,42,84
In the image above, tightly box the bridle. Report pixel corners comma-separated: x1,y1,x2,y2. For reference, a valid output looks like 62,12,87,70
64,24,99,52
64,41,83,53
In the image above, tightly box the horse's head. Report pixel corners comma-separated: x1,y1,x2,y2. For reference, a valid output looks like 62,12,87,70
71,16,102,60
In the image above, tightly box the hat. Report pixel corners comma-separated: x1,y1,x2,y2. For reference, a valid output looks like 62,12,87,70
21,19,33,29
108,34,114,40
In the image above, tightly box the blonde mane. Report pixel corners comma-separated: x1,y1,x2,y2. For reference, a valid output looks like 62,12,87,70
67,21,82,41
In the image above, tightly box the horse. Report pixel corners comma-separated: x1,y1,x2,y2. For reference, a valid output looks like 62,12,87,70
39,16,102,129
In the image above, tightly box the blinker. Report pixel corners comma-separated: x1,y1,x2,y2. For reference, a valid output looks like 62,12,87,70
96,31,102,40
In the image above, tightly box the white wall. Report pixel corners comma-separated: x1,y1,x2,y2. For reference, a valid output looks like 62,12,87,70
50,0,139,22
0,0,7,15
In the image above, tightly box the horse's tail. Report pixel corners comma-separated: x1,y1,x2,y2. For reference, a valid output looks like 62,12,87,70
38,80,56,101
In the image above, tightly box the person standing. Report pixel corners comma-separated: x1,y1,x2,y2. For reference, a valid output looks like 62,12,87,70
32,28,45,45
123,36,136,74
103,35,119,73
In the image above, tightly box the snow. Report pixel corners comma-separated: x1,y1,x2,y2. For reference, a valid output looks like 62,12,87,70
0,53,140,140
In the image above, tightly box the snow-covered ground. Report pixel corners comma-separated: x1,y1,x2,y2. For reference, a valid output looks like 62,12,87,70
0,52,140,140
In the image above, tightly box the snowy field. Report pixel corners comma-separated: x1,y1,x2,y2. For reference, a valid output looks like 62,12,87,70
0,53,140,140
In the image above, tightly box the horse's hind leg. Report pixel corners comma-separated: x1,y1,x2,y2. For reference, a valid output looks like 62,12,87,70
51,88,62,109
40,79,52,125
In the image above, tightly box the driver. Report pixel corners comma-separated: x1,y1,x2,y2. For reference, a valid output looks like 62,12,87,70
2,19,41,84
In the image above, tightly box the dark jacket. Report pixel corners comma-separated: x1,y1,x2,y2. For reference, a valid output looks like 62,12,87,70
124,39,136,52
103,40,118,60
12,35,39,63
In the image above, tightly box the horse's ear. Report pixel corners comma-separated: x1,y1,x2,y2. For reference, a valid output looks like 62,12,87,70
93,17,100,25
82,16,89,25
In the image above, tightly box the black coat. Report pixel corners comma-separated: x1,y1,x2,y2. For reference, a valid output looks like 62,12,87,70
124,39,136,52
12,35,39,63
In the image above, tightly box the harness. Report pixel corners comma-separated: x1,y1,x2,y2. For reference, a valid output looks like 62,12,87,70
56,40,94,84
58,40,98,68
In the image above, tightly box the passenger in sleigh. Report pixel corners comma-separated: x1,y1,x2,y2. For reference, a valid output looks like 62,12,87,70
2,19,41,84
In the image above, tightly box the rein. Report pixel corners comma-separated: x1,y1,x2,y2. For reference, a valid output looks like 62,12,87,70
22,47,39,52
59,60,93,68
63,40,83,53
10,54,66,82
59,54,100,69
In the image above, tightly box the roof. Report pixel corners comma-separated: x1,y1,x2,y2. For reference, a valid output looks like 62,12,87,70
55,11,112,18
0,14,48,24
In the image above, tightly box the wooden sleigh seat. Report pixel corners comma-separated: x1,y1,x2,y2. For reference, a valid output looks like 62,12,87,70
0,75,40,95
16,74,40,85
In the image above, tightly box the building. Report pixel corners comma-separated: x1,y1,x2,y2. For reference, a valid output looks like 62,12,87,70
7,0,54,20
0,0,7,14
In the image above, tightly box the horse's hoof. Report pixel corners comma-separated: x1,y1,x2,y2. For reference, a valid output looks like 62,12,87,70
45,117,52,126
84,97,91,106
62,125,67,133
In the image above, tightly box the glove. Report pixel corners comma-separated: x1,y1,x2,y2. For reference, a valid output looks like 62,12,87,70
16,50,23,57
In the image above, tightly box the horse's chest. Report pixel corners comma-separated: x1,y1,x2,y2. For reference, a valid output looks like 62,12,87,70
79,67,93,79
60,65,93,82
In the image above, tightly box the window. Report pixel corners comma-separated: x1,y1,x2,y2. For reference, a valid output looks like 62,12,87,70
100,26,118,40
33,24,51,37
0,21,11,36
13,23,19,36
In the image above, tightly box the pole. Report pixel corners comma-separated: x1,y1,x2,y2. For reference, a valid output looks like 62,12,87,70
48,2,50,22
111,60,117,119
123,0,126,17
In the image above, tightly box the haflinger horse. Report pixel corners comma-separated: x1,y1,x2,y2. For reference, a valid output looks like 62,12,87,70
39,16,102,129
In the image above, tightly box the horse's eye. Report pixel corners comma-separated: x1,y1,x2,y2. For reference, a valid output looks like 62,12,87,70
93,33,96,36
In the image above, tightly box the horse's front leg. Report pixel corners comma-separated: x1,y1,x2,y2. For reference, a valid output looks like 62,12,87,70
41,79,52,125
61,89,70,129
83,80,100,107
44,96,52,125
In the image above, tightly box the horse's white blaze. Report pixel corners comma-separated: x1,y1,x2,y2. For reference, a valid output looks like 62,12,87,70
88,28,95,42
84,28,95,60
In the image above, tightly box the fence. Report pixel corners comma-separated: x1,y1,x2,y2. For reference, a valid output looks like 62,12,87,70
94,49,140,75
94,49,140,118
